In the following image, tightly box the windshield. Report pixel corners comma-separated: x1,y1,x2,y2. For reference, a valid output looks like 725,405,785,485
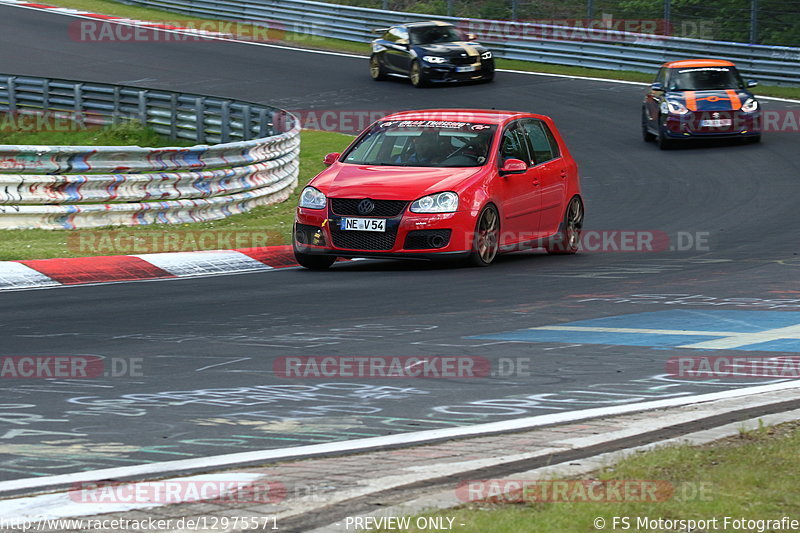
410,26,464,45
669,67,744,91
342,120,496,168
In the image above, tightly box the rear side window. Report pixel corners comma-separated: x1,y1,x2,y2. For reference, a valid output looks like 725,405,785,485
521,120,560,164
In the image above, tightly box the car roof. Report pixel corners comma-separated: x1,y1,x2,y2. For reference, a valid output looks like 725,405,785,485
403,21,454,29
381,109,548,125
663,59,736,69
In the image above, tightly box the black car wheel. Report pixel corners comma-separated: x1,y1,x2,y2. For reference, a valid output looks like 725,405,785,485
656,116,675,150
545,196,583,255
370,55,387,81
293,241,336,270
467,205,499,266
410,61,428,88
641,107,655,142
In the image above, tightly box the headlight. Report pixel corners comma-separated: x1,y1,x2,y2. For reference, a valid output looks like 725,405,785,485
422,55,447,64
481,51,492,60
661,100,689,115
410,192,459,213
298,186,326,210
741,97,759,112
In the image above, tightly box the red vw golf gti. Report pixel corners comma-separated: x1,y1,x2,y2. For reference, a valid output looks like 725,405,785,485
293,110,583,269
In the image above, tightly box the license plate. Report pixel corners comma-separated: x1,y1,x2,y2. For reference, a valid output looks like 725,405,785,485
701,119,732,127
456,65,477,72
340,218,386,232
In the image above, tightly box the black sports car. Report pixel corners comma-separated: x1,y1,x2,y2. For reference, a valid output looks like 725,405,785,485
370,21,495,87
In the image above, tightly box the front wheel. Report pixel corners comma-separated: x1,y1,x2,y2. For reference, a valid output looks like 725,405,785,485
294,247,336,270
545,197,583,254
410,61,428,88
642,108,655,142
466,205,500,266
370,55,387,81
656,117,675,150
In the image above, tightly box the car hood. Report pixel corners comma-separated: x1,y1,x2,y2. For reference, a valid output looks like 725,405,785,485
666,89,753,111
414,41,487,58
311,164,482,201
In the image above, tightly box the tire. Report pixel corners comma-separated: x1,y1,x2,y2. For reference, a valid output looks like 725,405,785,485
466,205,500,267
545,196,583,255
657,128,675,150
370,55,387,81
410,61,428,88
642,108,655,142
293,245,336,270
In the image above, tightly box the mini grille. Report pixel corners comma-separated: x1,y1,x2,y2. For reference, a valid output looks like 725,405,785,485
404,229,452,250
331,226,398,251
294,223,322,245
330,198,407,217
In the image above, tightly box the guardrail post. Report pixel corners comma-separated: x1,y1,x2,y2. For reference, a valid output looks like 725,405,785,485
73,83,85,130
242,105,252,141
7,77,17,113
42,79,50,111
137,90,148,126
258,108,269,138
195,97,207,144
112,86,121,126
169,93,178,140
220,101,231,143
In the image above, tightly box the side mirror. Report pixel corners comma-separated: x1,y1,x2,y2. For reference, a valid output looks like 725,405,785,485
650,82,664,91
747,79,758,88
500,159,527,175
467,32,477,41
323,152,340,166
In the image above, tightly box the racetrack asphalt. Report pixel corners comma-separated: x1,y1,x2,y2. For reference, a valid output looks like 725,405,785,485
1,3,799,487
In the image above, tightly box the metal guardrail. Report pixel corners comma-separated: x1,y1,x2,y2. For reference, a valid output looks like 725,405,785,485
0,74,300,230
119,0,800,85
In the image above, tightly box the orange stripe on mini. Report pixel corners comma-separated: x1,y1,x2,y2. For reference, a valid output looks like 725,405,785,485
726,90,741,110
685,91,698,111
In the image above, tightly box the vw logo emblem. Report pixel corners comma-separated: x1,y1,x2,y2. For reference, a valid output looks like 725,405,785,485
358,199,375,215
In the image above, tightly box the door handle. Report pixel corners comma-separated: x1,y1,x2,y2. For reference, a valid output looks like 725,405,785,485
559,170,567,179
532,180,540,187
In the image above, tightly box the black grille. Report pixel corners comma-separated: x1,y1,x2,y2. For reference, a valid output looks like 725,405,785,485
330,198,407,217
331,226,398,251
450,55,476,66
404,229,452,250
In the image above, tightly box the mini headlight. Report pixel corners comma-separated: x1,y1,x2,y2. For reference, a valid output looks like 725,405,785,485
410,192,459,213
422,56,447,64
661,99,689,115
481,51,492,60
741,97,759,112
298,186,326,210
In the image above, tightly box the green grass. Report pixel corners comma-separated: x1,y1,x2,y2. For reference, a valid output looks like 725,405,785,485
0,120,194,146
42,0,800,99
378,421,800,533
0,129,353,260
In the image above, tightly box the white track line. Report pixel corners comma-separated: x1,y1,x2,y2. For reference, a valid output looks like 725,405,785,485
2,379,800,494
